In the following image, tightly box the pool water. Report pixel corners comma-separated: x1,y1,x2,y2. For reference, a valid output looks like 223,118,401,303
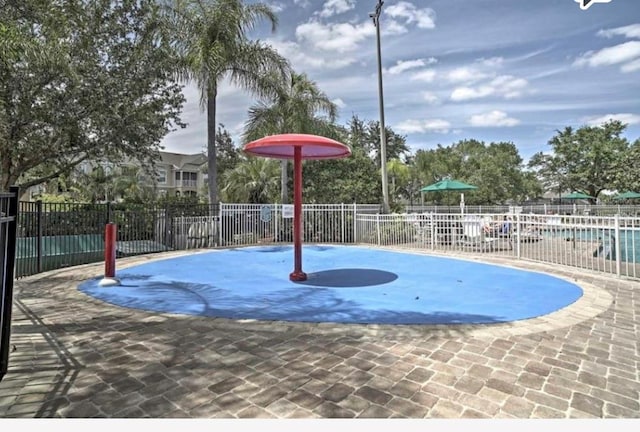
545,228,639,262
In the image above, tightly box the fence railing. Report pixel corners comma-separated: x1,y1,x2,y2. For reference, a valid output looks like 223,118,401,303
355,213,639,280
405,204,640,217
12,201,640,281
1,187,19,382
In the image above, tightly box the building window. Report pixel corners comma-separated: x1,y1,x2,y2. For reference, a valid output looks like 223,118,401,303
157,168,167,184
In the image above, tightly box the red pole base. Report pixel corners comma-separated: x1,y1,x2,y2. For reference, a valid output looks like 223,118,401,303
289,271,307,282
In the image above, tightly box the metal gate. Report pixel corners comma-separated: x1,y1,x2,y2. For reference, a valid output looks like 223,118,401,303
1,186,19,382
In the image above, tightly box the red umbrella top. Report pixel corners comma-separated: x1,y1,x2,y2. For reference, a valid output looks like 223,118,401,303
243,133,351,160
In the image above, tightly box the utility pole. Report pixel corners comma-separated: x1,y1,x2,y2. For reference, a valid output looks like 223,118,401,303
370,0,390,214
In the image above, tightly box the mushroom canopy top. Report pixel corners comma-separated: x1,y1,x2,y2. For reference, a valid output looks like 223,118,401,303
243,133,351,160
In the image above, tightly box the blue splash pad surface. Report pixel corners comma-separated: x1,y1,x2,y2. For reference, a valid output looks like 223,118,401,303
78,245,583,325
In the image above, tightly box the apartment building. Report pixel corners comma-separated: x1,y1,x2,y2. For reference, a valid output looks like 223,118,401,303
20,151,209,202
154,151,208,198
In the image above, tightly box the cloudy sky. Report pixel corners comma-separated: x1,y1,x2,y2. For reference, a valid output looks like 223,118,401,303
161,0,640,161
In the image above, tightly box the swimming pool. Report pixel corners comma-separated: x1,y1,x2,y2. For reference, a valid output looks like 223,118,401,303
78,245,583,325
545,228,639,262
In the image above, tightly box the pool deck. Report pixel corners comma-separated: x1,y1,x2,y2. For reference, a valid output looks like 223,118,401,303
1,249,639,419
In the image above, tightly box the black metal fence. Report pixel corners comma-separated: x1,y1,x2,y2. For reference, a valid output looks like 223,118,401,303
16,201,220,278
1,186,19,382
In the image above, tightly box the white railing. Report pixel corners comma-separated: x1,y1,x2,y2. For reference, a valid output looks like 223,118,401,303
405,204,640,217
355,213,639,280
215,203,380,246
171,204,639,280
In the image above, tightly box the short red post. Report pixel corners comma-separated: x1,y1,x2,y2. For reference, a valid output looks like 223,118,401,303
100,222,120,286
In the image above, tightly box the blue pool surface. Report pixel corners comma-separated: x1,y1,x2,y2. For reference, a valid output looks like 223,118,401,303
78,245,583,325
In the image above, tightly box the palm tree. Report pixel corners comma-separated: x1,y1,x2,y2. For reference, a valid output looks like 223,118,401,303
386,158,410,204
167,0,290,205
242,72,338,204
221,156,279,203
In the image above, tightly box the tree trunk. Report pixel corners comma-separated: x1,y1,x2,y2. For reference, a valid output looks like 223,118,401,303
207,87,218,205
280,159,288,204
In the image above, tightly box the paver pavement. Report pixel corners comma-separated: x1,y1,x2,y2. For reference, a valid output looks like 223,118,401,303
0,250,639,418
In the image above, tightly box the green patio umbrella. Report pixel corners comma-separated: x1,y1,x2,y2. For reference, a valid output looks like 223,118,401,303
421,179,478,213
420,179,478,192
561,191,595,200
612,191,640,200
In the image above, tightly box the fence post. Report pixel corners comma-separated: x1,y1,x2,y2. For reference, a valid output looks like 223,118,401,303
430,213,435,250
353,203,357,244
274,203,279,244
106,201,112,224
515,213,521,259
614,214,621,278
0,186,19,382
376,214,381,246
36,200,43,273
218,202,224,246
341,203,345,244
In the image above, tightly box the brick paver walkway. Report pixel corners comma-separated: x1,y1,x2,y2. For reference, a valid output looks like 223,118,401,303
1,250,638,418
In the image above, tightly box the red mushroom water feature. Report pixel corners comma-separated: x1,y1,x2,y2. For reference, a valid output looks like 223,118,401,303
243,134,351,281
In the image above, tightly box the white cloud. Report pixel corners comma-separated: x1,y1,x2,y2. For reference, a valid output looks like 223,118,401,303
385,58,436,75
395,119,451,134
451,86,494,101
266,1,286,13
268,39,356,70
621,58,640,73
469,111,520,127
447,66,487,84
385,1,436,29
332,98,346,109
293,0,310,7
490,75,529,99
574,41,640,71
450,75,529,101
597,24,640,39
318,0,355,18
410,69,436,82
584,113,640,126
295,20,374,53
421,92,439,105
480,57,504,68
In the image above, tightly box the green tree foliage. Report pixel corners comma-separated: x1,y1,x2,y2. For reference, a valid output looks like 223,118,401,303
242,72,338,204
214,123,242,177
386,158,410,207
346,115,410,165
302,122,381,204
611,138,640,194
221,156,280,203
413,140,538,205
528,120,630,200
167,0,290,205
0,0,185,190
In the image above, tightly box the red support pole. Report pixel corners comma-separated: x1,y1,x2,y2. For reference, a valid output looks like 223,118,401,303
104,223,117,279
289,147,307,281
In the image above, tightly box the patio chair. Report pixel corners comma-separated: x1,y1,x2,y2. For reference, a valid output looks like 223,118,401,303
482,216,514,251
458,216,498,252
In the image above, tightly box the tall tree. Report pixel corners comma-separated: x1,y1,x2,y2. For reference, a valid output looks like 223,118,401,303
214,124,242,177
612,138,640,193
242,72,337,204
0,0,185,190
413,140,535,205
528,120,630,200
167,0,290,204
345,115,409,165
303,124,380,204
